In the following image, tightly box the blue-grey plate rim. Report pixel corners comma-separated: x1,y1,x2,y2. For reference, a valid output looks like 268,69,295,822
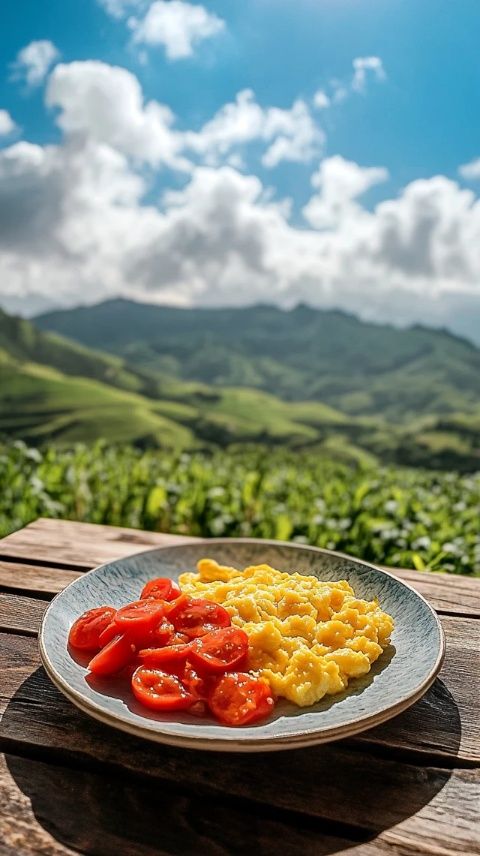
39,538,445,752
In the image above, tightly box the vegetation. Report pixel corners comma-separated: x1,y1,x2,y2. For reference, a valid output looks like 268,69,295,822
2,441,479,576
37,298,480,422
2,307,479,471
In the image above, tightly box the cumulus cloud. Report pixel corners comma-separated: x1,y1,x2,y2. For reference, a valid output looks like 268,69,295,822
352,56,386,93
303,156,389,229
0,110,17,136
1,59,479,341
46,61,189,170
11,40,59,87
459,158,480,181
129,0,225,59
97,0,143,18
313,90,330,110
186,89,324,168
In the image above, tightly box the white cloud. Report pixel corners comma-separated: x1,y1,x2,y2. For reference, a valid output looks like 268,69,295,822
0,110,17,136
459,158,480,181
186,89,324,168
313,90,330,110
1,60,479,341
352,56,386,93
46,61,188,170
303,156,389,228
97,0,143,18
11,40,59,88
129,0,225,59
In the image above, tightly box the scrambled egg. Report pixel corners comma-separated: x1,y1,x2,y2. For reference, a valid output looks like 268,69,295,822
179,559,394,707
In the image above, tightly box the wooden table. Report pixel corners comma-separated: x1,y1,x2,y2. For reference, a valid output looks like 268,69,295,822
0,518,479,856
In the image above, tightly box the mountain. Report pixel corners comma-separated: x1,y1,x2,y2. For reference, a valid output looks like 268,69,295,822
0,308,355,456
2,305,479,470
36,299,480,423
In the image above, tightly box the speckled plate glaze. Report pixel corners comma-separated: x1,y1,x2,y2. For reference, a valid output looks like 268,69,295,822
40,539,445,752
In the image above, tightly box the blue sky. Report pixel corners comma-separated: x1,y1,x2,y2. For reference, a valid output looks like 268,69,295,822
1,0,480,341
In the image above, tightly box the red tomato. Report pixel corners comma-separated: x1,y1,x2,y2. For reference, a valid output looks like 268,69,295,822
98,619,119,648
151,618,175,646
68,606,116,651
114,599,165,643
140,577,181,602
169,597,231,639
182,663,213,701
208,672,275,726
132,667,195,711
138,643,192,671
88,634,135,677
190,627,249,674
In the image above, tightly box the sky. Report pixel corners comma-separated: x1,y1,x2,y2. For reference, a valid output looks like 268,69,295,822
1,0,480,342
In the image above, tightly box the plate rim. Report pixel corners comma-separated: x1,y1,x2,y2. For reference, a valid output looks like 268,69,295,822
39,537,446,752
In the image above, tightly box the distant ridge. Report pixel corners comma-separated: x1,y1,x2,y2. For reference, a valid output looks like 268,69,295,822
36,298,480,423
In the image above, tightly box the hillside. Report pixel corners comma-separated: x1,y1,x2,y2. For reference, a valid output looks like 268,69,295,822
0,309,357,455
2,306,479,469
36,299,480,422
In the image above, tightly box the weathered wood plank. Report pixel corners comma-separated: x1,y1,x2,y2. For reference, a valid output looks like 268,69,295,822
1,698,478,856
0,593,47,636
0,752,360,856
2,519,479,617
0,518,197,570
0,561,81,597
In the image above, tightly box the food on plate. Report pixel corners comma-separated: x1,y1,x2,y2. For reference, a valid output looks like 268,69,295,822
68,575,274,726
179,559,394,707
68,559,393,724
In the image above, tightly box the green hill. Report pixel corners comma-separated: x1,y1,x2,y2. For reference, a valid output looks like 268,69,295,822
2,306,479,470
36,299,480,422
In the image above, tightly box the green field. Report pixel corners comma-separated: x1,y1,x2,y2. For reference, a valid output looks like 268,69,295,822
2,440,479,576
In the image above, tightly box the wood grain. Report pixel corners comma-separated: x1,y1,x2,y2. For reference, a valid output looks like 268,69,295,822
0,593,48,636
0,681,478,856
0,518,198,570
2,519,480,618
0,561,81,597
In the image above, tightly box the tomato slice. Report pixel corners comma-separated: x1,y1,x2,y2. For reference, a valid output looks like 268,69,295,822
151,618,175,646
132,667,195,711
98,619,119,648
138,643,192,671
68,606,116,651
208,672,275,726
169,597,231,639
114,599,166,643
182,663,210,701
190,627,249,674
140,577,181,602
88,634,135,677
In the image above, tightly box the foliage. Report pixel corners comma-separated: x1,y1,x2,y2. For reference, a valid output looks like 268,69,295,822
2,440,479,576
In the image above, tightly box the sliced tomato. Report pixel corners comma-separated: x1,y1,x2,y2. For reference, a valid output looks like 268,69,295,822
190,627,249,674
88,634,135,677
114,599,166,643
140,577,181,602
182,663,210,701
132,667,195,711
68,606,116,651
98,619,119,648
169,597,231,639
138,643,192,671
208,672,275,726
151,618,175,646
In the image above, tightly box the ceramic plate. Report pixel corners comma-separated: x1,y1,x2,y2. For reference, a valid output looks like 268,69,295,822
39,539,444,752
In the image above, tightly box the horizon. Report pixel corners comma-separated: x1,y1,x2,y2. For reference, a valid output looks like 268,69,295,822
29,294,480,349
1,1,480,343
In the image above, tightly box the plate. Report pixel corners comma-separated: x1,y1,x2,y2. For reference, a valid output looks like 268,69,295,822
39,538,445,752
